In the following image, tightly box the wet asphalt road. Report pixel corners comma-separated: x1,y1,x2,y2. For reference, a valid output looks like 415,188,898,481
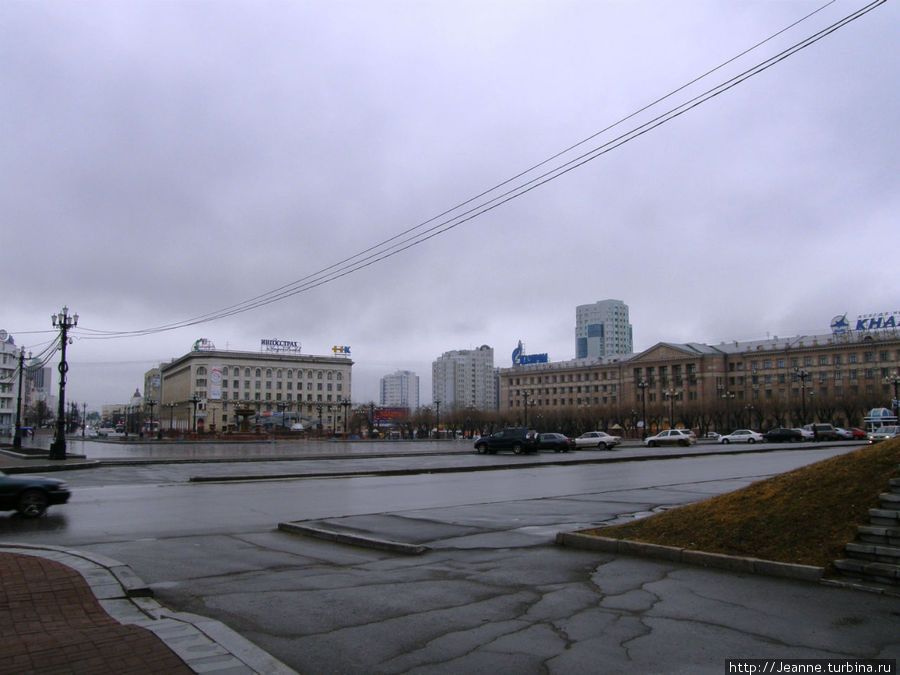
1,439,897,673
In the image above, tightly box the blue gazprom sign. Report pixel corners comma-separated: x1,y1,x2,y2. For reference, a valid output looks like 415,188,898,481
512,340,548,366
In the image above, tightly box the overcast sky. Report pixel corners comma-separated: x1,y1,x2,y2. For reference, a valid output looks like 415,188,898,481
3,0,897,409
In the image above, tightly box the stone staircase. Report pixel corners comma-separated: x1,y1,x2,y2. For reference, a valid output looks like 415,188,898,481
833,470,900,588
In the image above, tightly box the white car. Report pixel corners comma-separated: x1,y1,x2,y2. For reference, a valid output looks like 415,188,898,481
719,429,764,444
644,429,696,447
868,425,900,443
574,431,621,450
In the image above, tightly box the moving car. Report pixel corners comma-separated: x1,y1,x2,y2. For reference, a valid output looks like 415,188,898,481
644,429,696,447
574,431,621,450
537,433,575,452
474,427,539,455
868,425,900,443
0,470,71,518
719,429,764,444
763,427,802,443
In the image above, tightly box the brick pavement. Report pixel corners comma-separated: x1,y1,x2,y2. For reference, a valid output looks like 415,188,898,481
0,552,192,675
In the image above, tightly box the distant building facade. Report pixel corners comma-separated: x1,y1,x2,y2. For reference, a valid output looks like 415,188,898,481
157,347,352,432
575,299,633,359
502,327,900,431
432,345,497,411
380,370,419,410
0,333,19,435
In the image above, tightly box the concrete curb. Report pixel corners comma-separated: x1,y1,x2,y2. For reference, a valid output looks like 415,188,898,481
277,521,431,555
555,532,825,583
0,543,298,674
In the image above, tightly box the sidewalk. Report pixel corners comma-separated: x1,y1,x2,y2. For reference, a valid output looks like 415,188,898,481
0,545,297,675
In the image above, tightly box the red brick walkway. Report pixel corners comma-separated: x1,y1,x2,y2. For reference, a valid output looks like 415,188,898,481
0,553,192,675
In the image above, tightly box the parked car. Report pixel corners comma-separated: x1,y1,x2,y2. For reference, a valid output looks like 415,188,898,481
537,433,575,452
868,425,900,443
847,427,867,440
704,431,720,440
644,429,696,447
719,429,764,444
794,427,814,441
474,428,539,455
574,431,621,450
763,427,802,443
834,427,854,440
802,423,842,441
0,470,71,518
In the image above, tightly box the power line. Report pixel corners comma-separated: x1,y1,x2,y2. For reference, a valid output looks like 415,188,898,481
72,0,883,341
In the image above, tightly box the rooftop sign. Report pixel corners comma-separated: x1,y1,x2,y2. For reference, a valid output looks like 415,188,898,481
261,339,301,353
832,311,900,334
512,340,548,366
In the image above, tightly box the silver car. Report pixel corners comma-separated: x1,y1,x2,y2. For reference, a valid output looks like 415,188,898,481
644,429,696,447
574,431,621,450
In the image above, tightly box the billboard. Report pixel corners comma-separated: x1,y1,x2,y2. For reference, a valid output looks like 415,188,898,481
512,340,548,366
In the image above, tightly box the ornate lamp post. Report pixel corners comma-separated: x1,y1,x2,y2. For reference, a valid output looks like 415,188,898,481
718,384,735,431
637,379,649,439
518,390,534,426
664,388,681,429
434,400,441,437
146,399,157,438
883,370,900,424
794,367,810,426
341,397,352,435
49,307,77,460
13,347,28,450
189,394,201,433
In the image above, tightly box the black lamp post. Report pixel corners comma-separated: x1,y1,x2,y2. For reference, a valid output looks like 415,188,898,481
794,367,809,426
518,390,533,426
49,307,77,460
637,379,649,439
664,388,681,429
341,398,352,435
316,403,324,436
146,399,156,438
883,371,900,424
13,347,28,450
189,394,201,433
718,385,735,431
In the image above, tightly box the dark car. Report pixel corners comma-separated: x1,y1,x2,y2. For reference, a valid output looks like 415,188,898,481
537,433,575,452
474,428,539,455
0,470,71,517
763,427,803,443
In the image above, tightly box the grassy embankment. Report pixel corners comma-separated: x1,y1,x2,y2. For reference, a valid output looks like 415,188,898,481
581,439,900,572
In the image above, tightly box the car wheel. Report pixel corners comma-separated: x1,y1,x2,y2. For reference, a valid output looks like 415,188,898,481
748,438,756,444
679,439,689,447
512,443,523,455
722,439,730,444
648,440,657,447
17,489,49,518
475,444,487,454
596,442,606,450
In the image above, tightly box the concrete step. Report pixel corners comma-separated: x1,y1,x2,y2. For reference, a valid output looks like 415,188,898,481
889,477,900,493
869,508,900,527
845,541,900,565
833,558,900,586
857,525,900,547
880,492,900,508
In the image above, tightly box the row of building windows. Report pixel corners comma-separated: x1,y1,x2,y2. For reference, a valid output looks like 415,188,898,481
726,350,898,371
195,366,343,380
191,392,343,403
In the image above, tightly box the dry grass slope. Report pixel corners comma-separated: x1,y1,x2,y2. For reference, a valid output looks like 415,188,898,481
582,439,900,572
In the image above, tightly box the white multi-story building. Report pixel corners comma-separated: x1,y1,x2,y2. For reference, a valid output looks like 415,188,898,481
432,345,496,411
380,370,419,410
0,331,21,436
575,299,633,359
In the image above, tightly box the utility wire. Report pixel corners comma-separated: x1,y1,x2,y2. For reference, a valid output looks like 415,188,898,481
73,0,882,341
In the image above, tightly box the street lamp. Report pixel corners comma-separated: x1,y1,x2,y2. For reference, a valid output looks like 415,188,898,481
883,370,900,425
189,394,201,433
518,390,534,426
146,399,156,438
637,379,649,439
341,397,352,435
13,347,29,450
435,400,441,437
49,307,77,460
718,384,735,431
794,367,809,426
664,388,681,429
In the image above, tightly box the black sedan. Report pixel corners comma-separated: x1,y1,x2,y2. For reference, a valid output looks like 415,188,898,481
537,433,575,452
763,427,803,443
0,470,71,517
